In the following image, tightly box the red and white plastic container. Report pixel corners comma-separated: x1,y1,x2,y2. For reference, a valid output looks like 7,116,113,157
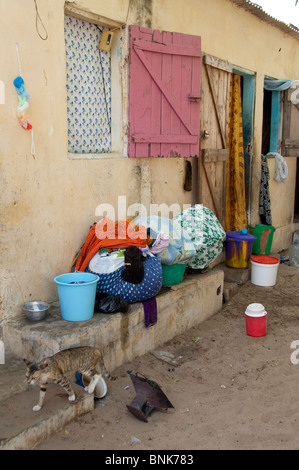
245,303,267,337
250,255,279,287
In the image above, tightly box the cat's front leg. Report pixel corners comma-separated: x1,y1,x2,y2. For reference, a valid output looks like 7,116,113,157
33,385,47,411
57,376,76,401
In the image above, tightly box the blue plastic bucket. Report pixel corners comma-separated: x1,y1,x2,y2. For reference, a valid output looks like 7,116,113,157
54,272,99,321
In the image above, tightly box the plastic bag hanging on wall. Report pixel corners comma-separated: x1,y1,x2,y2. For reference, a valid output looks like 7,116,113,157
13,76,32,130
13,43,35,156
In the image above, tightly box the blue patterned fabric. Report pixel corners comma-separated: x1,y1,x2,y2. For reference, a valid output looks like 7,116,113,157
64,15,111,154
87,254,162,303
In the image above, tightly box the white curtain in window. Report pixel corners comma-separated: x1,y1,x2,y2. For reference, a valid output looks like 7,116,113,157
64,15,111,154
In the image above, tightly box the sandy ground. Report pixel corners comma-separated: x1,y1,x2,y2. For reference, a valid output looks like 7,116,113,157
36,262,299,451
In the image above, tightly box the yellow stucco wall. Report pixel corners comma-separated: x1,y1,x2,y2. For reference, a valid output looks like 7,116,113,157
0,0,298,320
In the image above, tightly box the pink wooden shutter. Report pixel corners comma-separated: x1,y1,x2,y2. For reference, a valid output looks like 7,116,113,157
128,25,201,158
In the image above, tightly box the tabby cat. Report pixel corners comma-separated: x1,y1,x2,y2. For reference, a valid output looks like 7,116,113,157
24,346,115,411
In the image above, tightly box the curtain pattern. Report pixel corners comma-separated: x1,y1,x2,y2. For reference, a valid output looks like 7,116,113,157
259,154,272,225
225,74,247,231
64,15,111,154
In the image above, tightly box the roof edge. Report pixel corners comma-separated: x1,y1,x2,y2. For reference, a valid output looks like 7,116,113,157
229,0,299,40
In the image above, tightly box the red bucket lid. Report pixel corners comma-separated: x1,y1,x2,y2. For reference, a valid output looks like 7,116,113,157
251,255,279,265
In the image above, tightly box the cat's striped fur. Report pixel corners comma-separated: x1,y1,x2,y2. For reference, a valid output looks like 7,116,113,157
24,346,115,411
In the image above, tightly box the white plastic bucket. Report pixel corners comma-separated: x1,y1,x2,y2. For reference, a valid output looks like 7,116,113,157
82,375,107,399
251,255,279,287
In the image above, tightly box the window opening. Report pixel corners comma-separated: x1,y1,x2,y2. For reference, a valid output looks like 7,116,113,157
262,89,272,155
64,15,111,154
262,78,294,155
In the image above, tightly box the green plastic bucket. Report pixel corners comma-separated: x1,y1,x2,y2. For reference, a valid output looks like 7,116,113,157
162,263,187,286
249,224,276,255
54,272,99,322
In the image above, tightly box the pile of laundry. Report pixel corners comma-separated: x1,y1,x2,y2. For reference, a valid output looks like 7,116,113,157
73,205,226,308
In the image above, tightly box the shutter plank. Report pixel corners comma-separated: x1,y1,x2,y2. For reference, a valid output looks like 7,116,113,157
203,54,232,73
202,149,229,162
134,39,202,57
205,64,227,148
172,32,184,156
189,34,201,156
151,29,163,157
133,134,198,144
161,30,173,157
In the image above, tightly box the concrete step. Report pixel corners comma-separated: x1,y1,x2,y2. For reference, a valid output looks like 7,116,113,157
219,263,251,302
0,355,94,450
0,355,28,404
0,376,94,450
219,263,251,285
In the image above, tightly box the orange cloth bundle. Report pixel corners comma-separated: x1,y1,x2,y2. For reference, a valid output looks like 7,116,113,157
75,218,147,272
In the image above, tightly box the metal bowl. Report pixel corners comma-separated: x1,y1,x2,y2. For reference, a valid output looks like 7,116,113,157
22,301,49,321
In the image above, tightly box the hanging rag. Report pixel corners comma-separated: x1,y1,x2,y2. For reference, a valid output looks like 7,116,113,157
263,78,293,91
259,154,272,225
142,297,157,328
75,218,147,272
266,152,288,184
225,74,247,231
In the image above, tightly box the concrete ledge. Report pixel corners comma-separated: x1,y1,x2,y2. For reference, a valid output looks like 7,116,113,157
223,282,239,302
0,383,94,450
3,270,224,372
0,356,28,403
219,263,251,285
